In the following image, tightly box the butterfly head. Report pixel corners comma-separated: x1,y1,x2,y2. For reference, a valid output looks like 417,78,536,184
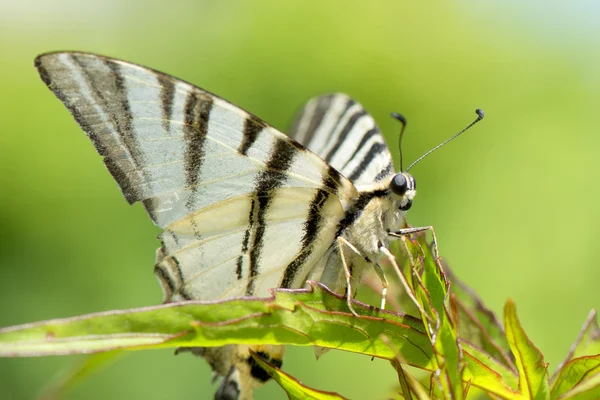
390,172,416,211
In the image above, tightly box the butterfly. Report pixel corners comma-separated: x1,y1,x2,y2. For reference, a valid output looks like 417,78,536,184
35,51,483,400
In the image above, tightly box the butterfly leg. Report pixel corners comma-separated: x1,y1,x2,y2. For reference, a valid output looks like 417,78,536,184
388,225,440,261
336,236,364,317
383,225,440,316
379,245,427,316
372,261,389,310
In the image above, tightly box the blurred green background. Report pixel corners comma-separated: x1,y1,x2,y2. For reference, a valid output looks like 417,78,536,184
1,1,599,399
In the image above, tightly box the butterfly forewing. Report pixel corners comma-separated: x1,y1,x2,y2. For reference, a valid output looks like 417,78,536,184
35,52,357,301
35,52,355,226
291,93,395,186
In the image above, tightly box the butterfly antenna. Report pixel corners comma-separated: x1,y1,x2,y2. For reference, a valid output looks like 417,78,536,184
405,109,484,172
391,112,407,171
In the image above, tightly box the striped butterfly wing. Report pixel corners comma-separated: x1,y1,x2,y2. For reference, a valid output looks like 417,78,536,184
35,52,358,302
290,93,395,186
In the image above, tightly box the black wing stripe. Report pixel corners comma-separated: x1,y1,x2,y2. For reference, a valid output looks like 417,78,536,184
335,188,388,238
238,116,266,155
280,165,341,288
307,98,356,151
154,255,191,301
374,160,394,182
296,95,334,146
36,57,141,203
236,198,256,280
347,142,388,182
246,138,297,295
158,74,176,132
340,127,380,170
154,264,176,295
183,91,213,209
71,55,148,203
323,110,368,162
335,193,374,237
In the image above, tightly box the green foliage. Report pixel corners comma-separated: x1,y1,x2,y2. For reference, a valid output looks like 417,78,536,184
504,299,549,399
249,350,349,400
1,235,598,399
0,282,433,366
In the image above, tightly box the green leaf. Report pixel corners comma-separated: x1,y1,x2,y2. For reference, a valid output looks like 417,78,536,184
383,333,430,400
391,238,520,399
0,282,434,369
552,310,600,384
554,370,600,400
389,359,432,400
249,350,348,400
1,277,521,398
392,360,415,400
551,311,600,399
551,355,600,399
408,236,463,399
504,299,550,400
445,265,515,371
461,341,519,398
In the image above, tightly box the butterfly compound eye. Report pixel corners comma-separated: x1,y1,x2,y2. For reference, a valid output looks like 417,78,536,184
391,174,408,196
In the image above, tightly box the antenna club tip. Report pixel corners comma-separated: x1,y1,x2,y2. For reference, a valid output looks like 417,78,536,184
390,112,407,125
475,109,485,119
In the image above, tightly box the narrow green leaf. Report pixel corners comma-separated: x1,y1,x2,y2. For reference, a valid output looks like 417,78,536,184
551,355,600,399
389,361,434,400
382,333,430,400
504,299,550,400
392,360,415,400
249,350,348,400
0,282,435,370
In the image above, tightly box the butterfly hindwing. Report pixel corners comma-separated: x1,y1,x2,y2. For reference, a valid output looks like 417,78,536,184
290,93,395,186
155,187,345,300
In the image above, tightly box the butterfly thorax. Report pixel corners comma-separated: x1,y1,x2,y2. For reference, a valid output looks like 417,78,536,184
344,173,416,258
313,173,416,295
